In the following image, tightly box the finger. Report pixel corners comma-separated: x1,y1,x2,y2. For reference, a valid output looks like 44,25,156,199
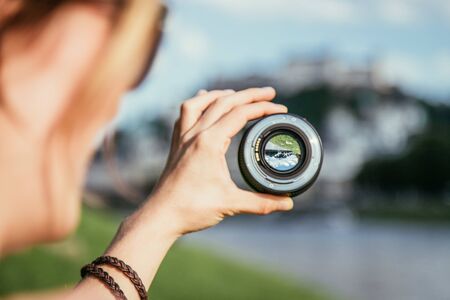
196,89,208,96
160,118,181,180
180,89,235,134
169,118,181,158
187,87,276,136
210,101,288,141
231,191,294,215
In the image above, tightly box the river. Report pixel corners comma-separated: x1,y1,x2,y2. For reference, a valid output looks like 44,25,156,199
183,213,450,300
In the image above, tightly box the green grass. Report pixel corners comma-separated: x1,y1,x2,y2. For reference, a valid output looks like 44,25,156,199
0,208,331,300
268,134,301,154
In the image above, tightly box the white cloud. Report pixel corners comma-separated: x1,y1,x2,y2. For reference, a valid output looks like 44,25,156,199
432,0,450,25
183,0,450,27
165,16,210,61
187,0,359,24
177,29,209,60
379,51,450,97
434,51,450,78
378,0,422,26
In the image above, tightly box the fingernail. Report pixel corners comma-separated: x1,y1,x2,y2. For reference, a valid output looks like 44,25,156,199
262,86,275,92
225,89,235,93
284,199,294,210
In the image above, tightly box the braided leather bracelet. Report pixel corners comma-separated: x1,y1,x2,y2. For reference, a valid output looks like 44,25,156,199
82,256,148,300
92,256,148,300
81,264,127,300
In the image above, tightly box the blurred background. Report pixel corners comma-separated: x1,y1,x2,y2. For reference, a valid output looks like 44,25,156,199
1,0,449,300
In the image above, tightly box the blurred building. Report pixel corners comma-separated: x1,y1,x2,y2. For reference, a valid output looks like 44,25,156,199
211,55,384,94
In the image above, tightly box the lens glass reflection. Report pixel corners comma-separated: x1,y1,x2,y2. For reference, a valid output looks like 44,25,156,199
263,134,301,172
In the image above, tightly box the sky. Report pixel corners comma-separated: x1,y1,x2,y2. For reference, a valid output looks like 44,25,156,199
118,0,450,123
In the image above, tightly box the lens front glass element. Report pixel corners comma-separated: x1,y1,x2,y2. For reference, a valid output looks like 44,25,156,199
263,134,301,172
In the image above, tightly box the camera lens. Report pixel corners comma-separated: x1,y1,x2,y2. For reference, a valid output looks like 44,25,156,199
238,113,323,196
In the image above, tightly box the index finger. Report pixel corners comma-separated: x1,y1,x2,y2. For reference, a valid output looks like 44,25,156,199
210,101,288,139
179,89,235,134
187,87,277,137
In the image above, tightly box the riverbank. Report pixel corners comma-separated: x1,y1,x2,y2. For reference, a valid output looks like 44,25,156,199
355,204,450,223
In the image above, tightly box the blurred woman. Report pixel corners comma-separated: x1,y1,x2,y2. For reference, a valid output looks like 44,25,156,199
0,0,293,299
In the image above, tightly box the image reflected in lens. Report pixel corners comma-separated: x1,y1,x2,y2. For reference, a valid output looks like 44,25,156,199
263,134,301,172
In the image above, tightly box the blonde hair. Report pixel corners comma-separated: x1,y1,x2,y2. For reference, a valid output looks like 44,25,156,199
59,0,164,136
68,0,166,201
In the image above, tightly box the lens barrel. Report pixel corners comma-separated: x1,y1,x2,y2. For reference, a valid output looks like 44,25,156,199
238,113,323,196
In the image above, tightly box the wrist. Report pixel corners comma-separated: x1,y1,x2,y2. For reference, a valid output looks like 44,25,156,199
124,190,184,241
117,204,180,246
101,199,180,295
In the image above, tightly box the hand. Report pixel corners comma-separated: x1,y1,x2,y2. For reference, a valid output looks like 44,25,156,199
136,87,294,236
82,88,295,299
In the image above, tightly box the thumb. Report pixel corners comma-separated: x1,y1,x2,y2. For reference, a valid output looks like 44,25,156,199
232,191,294,215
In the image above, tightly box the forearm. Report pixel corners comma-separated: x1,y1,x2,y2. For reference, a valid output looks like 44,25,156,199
70,200,179,300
